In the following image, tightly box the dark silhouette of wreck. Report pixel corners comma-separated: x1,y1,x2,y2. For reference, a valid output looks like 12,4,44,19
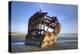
25,10,60,47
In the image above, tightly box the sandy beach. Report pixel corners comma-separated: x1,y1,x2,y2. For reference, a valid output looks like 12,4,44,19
10,33,78,53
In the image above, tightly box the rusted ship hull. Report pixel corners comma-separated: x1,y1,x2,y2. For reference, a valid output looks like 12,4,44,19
25,10,61,48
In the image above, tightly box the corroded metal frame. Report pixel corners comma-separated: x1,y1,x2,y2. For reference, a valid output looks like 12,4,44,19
25,10,60,47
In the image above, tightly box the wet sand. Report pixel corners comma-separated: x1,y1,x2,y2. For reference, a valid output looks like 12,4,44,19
12,41,78,53
11,33,78,53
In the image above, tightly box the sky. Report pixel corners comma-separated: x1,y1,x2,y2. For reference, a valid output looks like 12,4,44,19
10,1,78,34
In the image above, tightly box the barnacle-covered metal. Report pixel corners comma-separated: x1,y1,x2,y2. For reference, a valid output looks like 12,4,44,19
25,10,61,48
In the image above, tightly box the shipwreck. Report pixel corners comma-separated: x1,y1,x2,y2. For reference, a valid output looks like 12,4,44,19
25,10,61,48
